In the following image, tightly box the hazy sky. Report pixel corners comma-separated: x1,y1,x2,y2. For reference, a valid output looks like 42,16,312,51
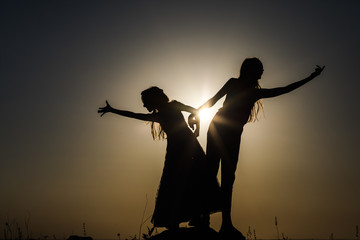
1,1,360,239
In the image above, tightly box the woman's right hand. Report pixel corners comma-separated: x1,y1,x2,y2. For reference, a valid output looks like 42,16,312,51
98,100,113,116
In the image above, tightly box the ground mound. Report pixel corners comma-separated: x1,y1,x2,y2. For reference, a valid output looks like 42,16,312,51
148,227,221,240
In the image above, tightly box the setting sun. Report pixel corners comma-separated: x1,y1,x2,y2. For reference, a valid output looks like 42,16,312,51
199,108,214,122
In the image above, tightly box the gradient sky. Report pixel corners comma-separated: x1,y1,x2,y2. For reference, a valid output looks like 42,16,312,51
1,1,360,239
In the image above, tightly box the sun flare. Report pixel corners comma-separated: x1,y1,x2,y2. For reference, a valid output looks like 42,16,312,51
199,108,214,122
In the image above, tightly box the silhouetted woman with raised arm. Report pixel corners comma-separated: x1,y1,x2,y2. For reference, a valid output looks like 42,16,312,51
98,87,220,230
189,58,324,238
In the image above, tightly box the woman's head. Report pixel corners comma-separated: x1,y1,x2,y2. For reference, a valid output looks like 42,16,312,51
240,58,264,122
240,57,264,81
141,86,169,140
141,86,169,112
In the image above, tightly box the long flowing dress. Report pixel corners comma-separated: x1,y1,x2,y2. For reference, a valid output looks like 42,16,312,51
151,101,221,228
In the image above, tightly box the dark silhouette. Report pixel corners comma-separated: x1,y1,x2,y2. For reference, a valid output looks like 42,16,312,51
98,87,220,230
67,236,93,240
189,58,325,239
148,227,221,240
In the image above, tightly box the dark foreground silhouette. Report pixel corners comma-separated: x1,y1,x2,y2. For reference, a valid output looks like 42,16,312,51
98,59,324,240
67,236,93,240
148,227,220,240
98,87,220,229
189,58,325,237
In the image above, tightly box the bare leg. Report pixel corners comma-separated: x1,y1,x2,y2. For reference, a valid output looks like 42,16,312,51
220,167,235,227
206,119,245,239
219,143,237,230
217,128,245,239
219,173,245,240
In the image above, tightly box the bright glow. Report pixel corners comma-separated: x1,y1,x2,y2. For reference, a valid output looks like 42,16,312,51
199,108,213,122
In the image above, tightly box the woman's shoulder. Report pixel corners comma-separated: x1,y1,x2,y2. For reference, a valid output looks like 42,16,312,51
224,77,240,87
226,77,238,84
165,100,182,111
168,100,179,106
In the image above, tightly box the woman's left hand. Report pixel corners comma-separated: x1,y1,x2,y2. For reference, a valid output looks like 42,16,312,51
310,65,325,78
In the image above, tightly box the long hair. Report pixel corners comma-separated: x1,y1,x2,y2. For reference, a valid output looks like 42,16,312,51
240,57,264,122
141,86,169,140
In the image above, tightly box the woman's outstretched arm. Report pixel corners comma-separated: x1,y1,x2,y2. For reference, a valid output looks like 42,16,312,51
98,101,158,122
187,79,231,131
258,65,325,99
197,79,232,111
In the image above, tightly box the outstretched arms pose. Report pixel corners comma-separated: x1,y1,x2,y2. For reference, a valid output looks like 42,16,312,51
98,100,158,121
188,65,325,126
98,100,201,136
257,65,325,99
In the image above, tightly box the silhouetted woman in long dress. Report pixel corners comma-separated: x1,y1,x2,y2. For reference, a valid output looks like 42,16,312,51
98,87,220,229
189,58,324,238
